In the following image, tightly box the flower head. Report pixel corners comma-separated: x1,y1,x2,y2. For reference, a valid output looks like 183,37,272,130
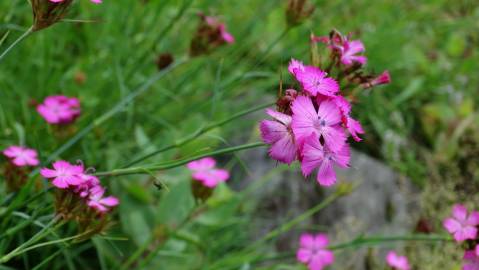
260,109,297,164
300,135,350,186
40,160,84,189
296,233,334,270
463,250,479,270
87,185,120,213
186,157,230,188
3,146,39,167
37,95,81,125
386,251,410,270
291,96,346,151
443,204,479,242
293,65,339,96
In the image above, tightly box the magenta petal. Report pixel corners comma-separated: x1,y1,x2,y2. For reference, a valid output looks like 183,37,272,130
269,134,297,165
296,248,312,263
260,120,287,144
187,157,216,171
301,137,324,176
467,211,479,226
317,100,341,125
52,177,69,189
453,204,468,221
40,168,58,178
299,234,315,249
313,234,329,248
99,196,119,207
316,160,336,186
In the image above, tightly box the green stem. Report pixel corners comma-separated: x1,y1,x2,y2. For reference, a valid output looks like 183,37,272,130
40,57,188,165
0,26,33,64
250,191,344,249
249,234,451,265
0,215,62,264
96,142,267,177
123,101,275,167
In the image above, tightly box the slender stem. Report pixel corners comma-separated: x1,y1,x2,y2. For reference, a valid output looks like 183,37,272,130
96,142,267,177
250,191,344,249
39,57,188,166
0,26,33,64
0,215,62,264
249,234,451,265
123,101,275,167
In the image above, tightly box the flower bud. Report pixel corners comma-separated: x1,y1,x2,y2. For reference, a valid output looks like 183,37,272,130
31,0,74,31
286,0,315,27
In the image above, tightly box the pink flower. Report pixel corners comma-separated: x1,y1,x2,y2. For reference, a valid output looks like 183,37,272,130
36,95,81,125
296,233,334,270
260,109,297,164
386,251,410,270
476,245,479,257
291,96,346,152
219,24,235,44
40,160,85,189
74,174,100,197
301,135,350,186
3,146,39,167
463,250,479,270
87,185,119,213
345,117,364,142
371,70,391,86
186,157,230,188
294,65,339,96
443,204,479,242
340,39,366,66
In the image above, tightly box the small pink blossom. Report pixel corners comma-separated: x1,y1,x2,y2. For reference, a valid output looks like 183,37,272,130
87,185,119,213
371,70,391,86
260,109,297,164
36,95,81,125
204,15,234,44
3,146,39,167
443,204,479,242
339,39,367,66
386,251,410,270
296,233,334,270
40,160,84,189
291,96,346,152
294,65,339,96
463,250,479,270
301,135,350,186
186,157,230,188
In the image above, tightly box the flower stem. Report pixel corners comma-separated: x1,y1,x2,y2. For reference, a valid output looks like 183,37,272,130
0,26,33,64
0,215,62,264
123,101,275,167
95,142,267,177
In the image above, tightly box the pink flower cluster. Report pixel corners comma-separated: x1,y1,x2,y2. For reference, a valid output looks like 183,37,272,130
3,146,39,167
187,157,230,188
49,0,102,3
260,59,355,186
36,95,81,125
296,233,334,270
41,160,119,213
386,251,410,270
260,31,390,187
443,204,479,269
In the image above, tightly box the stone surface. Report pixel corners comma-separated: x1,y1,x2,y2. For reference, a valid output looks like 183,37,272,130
234,143,419,269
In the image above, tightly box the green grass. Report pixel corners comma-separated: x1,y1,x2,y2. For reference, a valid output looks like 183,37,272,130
1,0,478,269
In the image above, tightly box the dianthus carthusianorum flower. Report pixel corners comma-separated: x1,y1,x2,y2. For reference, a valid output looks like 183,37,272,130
296,233,334,270
386,251,410,270
36,95,81,125
3,146,39,167
443,204,479,242
187,157,230,188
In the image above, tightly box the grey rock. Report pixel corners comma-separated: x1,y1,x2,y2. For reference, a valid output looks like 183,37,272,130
234,144,419,269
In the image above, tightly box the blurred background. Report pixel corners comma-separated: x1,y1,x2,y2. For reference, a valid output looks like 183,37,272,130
1,0,479,269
